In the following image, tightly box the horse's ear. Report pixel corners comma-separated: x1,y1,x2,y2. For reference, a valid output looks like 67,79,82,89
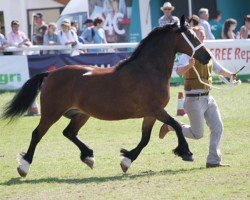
180,15,185,27
179,15,187,32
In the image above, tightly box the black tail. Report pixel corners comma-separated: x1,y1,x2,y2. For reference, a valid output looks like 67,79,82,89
2,72,49,120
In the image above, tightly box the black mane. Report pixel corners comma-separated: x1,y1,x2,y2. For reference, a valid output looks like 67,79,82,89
115,23,179,70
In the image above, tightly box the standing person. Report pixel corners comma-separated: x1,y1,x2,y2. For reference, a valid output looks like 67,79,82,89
71,20,82,36
210,11,223,39
7,20,31,47
71,20,84,44
81,19,94,44
33,13,48,45
0,23,8,54
222,18,237,39
158,2,179,27
58,19,79,54
43,22,60,54
93,17,107,44
188,15,200,28
239,15,250,39
198,8,215,40
159,26,236,168
83,17,107,53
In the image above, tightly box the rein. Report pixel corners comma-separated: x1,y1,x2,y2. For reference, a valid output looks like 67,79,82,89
181,32,241,90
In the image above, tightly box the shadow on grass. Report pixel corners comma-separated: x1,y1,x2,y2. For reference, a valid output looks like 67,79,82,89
1,167,205,186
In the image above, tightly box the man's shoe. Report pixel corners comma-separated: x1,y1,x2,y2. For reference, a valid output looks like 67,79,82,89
206,162,230,168
159,124,169,139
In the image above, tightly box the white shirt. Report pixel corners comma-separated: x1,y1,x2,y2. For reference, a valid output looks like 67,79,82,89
58,29,79,54
175,54,226,93
200,19,215,40
158,15,180,27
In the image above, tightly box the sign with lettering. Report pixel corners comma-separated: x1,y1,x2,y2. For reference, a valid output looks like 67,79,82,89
0,56,29,90
88,0,133,43
205,40,250,74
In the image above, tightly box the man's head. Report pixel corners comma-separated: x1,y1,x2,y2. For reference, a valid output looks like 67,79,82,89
93,17,104,28
161,2,175,17
214,10,221,21
34,13,44,25
192,26,206,42
48,22,57,33
84,19,94,28
11,20,20,33
198,8,209,21
188,15,200,27
61,19,71,32
244,15,250,29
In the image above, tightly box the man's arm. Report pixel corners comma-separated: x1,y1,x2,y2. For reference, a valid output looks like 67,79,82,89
212,57,236,79
176,58,195,76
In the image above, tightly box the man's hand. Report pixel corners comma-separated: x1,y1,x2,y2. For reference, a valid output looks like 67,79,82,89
231,74,237,81
188,58,195,69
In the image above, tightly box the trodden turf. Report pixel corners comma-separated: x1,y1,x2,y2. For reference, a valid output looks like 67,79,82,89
0,84,249,200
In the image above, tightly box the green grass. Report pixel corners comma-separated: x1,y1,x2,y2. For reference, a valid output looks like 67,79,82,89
0,84,250,200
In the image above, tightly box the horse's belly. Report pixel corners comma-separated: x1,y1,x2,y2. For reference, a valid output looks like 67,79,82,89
79,100,143,120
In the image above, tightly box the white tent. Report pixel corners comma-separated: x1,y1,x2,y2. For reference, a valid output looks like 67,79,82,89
61,0,88,15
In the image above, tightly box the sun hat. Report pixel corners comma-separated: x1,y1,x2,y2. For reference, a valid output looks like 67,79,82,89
11,20,20,26
34,13,43,19
161,2,175,11
61,19,71,27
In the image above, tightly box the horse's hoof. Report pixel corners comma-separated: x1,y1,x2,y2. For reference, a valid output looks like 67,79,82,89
17,153,30,177
120,157,131,173
83,157,95,169
17,167,28,177
181,154,194,162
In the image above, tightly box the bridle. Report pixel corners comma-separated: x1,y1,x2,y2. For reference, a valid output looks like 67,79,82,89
180,32,241,90
181,32,204,58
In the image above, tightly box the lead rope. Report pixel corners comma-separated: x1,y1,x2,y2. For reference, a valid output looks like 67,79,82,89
181,32,241,90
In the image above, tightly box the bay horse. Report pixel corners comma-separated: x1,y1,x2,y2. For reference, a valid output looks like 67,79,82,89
2,16,211,177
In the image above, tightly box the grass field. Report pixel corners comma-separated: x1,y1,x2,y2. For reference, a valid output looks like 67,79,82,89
0,84,249,200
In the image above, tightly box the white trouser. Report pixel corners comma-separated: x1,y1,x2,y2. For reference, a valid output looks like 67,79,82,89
182,94,223,164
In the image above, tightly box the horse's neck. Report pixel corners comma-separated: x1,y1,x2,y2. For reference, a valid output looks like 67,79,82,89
135,40,176,77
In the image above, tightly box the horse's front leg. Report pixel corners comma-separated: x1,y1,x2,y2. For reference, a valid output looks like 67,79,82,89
120,117,156,173
155,109,194,162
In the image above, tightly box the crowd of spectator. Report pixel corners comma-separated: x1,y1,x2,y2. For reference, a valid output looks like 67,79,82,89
158,2,250,40
0,12,108,55
0,5,249,55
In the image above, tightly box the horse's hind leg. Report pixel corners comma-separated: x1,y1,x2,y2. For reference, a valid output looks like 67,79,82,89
62,114,94,169
120,117,156,173
155,109,193,162
18,112,62,177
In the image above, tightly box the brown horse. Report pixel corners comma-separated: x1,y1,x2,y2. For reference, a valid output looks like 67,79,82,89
2,16,211,177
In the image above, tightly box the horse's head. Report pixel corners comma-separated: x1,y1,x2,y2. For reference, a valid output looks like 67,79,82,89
175,15,211,64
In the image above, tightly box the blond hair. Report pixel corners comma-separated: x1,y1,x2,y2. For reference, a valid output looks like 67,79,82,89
192,26,205,35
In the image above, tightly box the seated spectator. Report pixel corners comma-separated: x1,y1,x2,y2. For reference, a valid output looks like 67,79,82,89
188,15,200,27
33,13,48,45
58,19,79,54
43,22,60,54
222,18,237,39
210,10,223,39
198,8,215,39
7,20,31,48
239,15,250,39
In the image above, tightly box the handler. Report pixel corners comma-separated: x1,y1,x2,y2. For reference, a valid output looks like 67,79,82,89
159,26,236,168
